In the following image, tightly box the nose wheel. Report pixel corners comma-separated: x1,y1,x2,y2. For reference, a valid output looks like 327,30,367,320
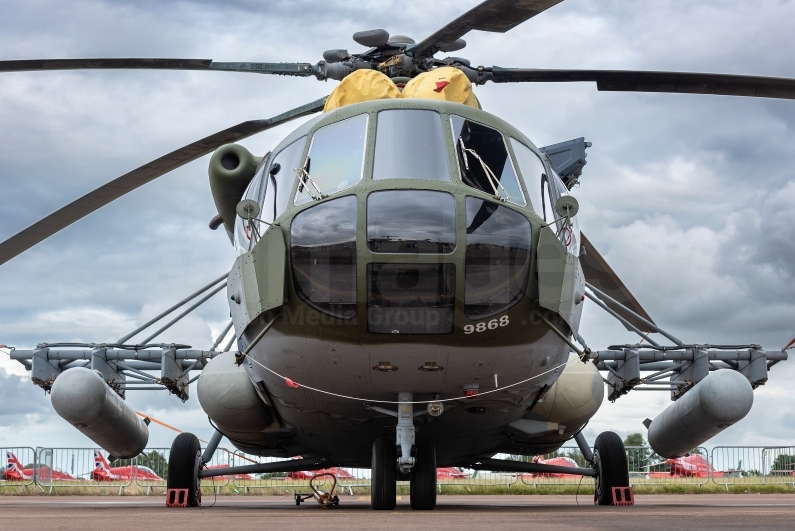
371,437,396,510
409,438,436,510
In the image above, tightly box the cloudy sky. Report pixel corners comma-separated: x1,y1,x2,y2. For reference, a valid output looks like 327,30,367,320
0,0,793,454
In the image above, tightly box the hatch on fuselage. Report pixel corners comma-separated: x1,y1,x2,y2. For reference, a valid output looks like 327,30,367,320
233,99,580,337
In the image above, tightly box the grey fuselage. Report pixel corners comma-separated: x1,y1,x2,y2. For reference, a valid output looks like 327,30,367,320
220,98,586,467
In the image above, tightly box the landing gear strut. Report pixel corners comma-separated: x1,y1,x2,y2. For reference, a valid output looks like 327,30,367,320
167,432,202,507
369,392,438,510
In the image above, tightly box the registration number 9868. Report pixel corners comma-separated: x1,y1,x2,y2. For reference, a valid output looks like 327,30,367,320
464,315,509,334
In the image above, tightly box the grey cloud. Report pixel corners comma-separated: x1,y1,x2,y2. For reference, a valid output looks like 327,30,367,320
1,0,794,448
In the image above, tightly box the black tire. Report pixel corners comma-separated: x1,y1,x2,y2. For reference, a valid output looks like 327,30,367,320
593,431,630,506
371,437,396,510
410,439,436,510
167,432,202,507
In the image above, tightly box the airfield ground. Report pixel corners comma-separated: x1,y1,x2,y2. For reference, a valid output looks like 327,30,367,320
1,494,793,530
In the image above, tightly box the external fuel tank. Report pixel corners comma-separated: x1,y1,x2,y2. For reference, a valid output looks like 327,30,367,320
50,367,149,459
647,370,753,458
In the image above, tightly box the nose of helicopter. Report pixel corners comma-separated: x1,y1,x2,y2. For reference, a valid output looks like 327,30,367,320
289,185,533,337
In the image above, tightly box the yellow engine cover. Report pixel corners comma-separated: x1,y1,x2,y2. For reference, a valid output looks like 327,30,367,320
401,67,480,108
323,67,480,112
323,70,401,112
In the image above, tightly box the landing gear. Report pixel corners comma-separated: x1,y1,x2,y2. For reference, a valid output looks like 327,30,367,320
593,431,630,505
409,438,436,510
167,432,202,507
371,437,396,510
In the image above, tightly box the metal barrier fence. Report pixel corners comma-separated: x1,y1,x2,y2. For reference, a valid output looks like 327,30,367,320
4,445,795,493
0,447,37,489
518,446,711,487
710,446,795,489
132,447,234,493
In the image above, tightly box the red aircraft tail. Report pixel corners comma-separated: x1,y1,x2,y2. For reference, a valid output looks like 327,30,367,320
6,452,24,472
94,450,112,473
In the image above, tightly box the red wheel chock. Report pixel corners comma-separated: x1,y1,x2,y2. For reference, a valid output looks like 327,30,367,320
166,489,191,508
610,486,634,506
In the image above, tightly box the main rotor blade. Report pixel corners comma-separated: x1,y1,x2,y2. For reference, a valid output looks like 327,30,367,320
489,68,795,99
579,232,656,333
0,96,327,266
0,59,316,77
408,0,564,58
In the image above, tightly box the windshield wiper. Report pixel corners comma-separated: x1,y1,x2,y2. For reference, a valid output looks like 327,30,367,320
458,138,511,202
295,157,325,201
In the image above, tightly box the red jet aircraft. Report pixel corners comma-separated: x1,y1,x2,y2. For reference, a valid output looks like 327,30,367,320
649,454,723,478
436,467,468,480
202,464,254,481
289,467,355,480
4,452,77,481
91,450,163,481
524,456,580,478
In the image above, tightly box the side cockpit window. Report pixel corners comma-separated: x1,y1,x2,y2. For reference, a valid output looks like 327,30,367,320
511,138,580,254
295,115,368,206
290,195,357,319
373,110,449,181
510,139,549,219
452,116,525,206
235,173,263,253
261,136,306,224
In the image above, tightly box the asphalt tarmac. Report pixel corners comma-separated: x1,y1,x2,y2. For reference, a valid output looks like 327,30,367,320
1,494,793,530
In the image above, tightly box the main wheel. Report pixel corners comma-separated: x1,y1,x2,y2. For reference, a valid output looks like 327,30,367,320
371,437,396,510
410,438,436,510
593,431,630,506
167,432,202,507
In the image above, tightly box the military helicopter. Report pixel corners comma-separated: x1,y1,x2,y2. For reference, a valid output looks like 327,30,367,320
2,0,794,511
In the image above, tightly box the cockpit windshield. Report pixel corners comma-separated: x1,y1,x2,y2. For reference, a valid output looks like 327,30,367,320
367,190,456,254
295,114,368,205
290,195,358,319
372,110,450,181
464,197,532,319
451,116,525,206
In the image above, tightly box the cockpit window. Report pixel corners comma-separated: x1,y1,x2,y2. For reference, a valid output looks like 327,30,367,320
290,195,357,319
261,136,306,224
235,174,263,253
367,190,456,254
373,110,450,181
295,115,368,206
451,116,525,206
464,197,532,319
512,138,580,253
509,139,548,218
367,263,455,334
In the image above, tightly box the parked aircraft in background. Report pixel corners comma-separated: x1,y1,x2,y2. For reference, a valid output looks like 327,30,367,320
4,452,77,481
436,467,468,480
649,454,723,479
289,467,355,481
523,456,580,479
92,450,162,481
202,464,254,481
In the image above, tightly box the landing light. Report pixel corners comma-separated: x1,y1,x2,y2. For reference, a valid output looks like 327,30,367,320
418,361,444,372
372,361,398,372
427,402,444,417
